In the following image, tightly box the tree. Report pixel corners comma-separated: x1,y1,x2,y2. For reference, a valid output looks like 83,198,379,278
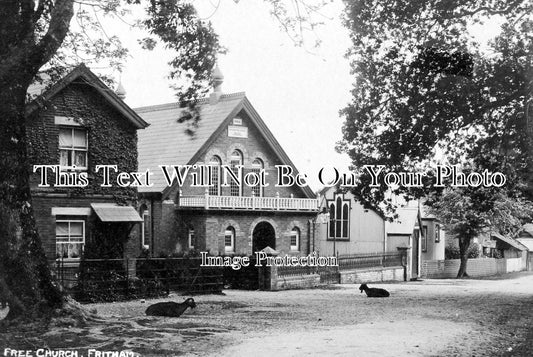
338,0,532,276
0,0,326,321
429,187,533,277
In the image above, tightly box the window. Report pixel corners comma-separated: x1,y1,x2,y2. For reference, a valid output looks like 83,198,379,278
188,228,195,249
251,158,264,197
290,227,300,251
328,196,350,240
422,225,428,252
140,205,149,249
208,156,221,196
56,220,85,259
229,150,242,196
59,127,88,170
435,224,441,243
224,226,235,253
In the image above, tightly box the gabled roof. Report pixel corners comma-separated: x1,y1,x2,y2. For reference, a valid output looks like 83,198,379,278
491,232,528,251
386,207,418,235
135,92,315,198
26,64,149,130
520,223,533,237
516,238,533,250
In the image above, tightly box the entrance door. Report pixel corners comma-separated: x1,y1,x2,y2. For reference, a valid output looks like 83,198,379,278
252,222,275,252
412,228,420,279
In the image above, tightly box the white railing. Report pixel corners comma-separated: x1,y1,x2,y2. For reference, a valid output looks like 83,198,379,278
179,191,319,211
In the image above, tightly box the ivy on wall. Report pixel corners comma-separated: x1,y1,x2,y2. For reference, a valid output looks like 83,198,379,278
26,80,138,204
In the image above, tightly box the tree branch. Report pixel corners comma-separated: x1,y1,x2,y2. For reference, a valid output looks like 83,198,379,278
29,0,75,72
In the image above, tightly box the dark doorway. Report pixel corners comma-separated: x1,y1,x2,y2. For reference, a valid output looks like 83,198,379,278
252,222,276,252
412,228,420,279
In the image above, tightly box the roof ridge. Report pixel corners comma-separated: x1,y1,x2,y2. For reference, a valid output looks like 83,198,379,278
134,92,246,113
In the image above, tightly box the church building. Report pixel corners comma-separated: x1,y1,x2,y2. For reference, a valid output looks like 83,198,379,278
135,68,318,257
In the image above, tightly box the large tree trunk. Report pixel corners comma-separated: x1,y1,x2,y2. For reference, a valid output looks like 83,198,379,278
457,237,471,278
0,74,63,320
0,0,75,321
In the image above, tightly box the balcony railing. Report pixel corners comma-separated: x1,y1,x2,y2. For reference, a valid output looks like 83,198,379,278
178,191,319,211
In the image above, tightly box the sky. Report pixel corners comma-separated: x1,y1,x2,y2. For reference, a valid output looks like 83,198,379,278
98,1,506,192
103,1,354,191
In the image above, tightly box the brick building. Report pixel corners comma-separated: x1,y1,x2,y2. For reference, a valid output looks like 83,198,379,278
26,64,149,262
136,70,318,257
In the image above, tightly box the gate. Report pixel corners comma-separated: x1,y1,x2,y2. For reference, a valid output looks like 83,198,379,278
317,265,340,284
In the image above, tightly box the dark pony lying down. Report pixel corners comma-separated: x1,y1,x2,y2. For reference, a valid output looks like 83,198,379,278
145,297,197,317
359,284,390,297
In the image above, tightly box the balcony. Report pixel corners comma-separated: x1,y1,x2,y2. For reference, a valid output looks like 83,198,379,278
178,192,319,211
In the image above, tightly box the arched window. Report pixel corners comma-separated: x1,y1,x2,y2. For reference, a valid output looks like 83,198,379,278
229,150,242,196
139,204,149,249
290,227,300,251
328,195,350,240
251,158,264,197
224,226,235,253
209,155,221,196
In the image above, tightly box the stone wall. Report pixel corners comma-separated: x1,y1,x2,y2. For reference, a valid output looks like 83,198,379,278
339,266,405,284
421,256,527,278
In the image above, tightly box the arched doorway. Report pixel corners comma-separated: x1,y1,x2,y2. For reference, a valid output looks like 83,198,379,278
252,222,275,252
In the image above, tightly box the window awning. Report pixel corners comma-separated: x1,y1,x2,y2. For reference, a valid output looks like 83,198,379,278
90,203,143,223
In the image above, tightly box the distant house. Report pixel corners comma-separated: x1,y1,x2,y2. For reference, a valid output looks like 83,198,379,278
517,223,533,248
135,70,318,257
26,64,149,262
386,203,445,280
315,186,386,256
517,223,533,270
483,232,528,259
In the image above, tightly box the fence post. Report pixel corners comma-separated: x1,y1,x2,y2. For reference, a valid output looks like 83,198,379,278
125,257,129,298
166,259,170,295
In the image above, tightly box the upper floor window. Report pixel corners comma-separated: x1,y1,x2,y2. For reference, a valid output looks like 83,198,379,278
290,227,300,251
230,150,242,196
56,220,85,259
224,226,235,253
328,196,349,240
59,127,87,170
209,155,221,196
251,158,264,197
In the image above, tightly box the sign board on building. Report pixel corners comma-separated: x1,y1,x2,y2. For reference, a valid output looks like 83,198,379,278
482,238,497,248
232,118,242,125
228,125,248,138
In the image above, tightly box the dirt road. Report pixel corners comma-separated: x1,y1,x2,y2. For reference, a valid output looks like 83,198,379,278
1,272,532,356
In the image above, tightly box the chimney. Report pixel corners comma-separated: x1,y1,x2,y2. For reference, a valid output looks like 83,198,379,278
209,64,224,104
115,79,126,100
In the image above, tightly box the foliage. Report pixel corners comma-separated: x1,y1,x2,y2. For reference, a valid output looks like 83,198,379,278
445,242,481,260
429,187,532,276
0,0,326,319
430,188,533,241
338,0,532,277
338,0,533,214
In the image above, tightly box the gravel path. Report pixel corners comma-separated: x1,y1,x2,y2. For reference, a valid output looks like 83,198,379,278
1,272,532,356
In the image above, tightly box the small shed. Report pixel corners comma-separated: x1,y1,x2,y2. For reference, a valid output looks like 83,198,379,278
484,232,528,259
517,223,533,271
